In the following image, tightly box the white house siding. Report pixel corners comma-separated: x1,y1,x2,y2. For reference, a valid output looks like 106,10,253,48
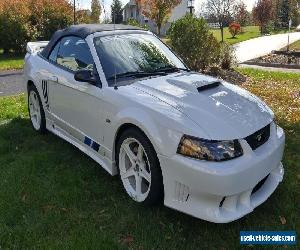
123,0,190,35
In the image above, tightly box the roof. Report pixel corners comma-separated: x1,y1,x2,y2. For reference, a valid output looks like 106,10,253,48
41,24,143,58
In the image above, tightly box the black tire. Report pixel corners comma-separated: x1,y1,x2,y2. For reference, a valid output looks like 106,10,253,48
116,128,164,206
28,84,47,134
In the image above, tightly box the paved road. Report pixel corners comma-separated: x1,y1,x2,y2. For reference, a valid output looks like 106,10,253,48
0,70,24,97
233,32,300,63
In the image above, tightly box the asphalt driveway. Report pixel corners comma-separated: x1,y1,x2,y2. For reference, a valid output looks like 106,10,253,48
234,32,300,63
0,70,24,97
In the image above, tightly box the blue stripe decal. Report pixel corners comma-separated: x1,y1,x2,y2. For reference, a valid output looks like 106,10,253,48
91,141,100,152
84,136,100,152
84,137,92,146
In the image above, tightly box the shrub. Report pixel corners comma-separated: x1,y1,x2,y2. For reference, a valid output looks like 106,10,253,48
229,22,241,38
126,18,148,30
219,42,236,70
168,15,221,72
0,0,37,54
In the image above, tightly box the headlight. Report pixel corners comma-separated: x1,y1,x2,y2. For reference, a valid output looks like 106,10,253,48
177,135,243,162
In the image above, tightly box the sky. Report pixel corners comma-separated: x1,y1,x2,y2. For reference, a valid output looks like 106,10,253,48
77,0,257,20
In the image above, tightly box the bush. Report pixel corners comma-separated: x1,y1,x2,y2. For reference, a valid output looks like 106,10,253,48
219,43,236,70
126,18,148,30
168,15,221,72
0,0,73,53
262,21,274,35
0,0,37,54
229,22,241,38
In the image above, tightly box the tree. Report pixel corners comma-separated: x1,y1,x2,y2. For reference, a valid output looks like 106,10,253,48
111,0,123,24
141,0,181,36
91,0,102,23
0,0,73,53
234,1,249,28
279,0,290,27
0,0,34,53
252,0,274,34
229,22,241,37
205,0,237,43
276,0,300,28
28,0,73,40
76,9,92,24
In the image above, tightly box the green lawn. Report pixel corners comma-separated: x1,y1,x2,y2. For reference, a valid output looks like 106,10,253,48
0,69,299,248
288,40,300,51
210,26,261,45
162,26,261,46
0,53,24,70
210,26,291,45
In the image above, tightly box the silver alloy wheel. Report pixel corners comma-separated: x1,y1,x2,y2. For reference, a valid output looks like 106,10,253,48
29,91,41,130
119,138,152,202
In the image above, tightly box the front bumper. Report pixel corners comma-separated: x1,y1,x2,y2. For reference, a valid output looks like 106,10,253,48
158,123,285,223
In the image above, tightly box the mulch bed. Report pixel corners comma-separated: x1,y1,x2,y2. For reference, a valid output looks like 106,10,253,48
255,53,300,65
243,51,300,69
206,67,247,85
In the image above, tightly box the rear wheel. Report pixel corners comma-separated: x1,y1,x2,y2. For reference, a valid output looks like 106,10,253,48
116,128,163,206
28,84,46,133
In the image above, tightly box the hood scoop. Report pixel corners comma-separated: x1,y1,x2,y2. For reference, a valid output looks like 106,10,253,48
197,81,221,92
165,76,222,94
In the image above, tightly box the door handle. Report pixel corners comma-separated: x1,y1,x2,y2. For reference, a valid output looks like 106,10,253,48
49,75,58,82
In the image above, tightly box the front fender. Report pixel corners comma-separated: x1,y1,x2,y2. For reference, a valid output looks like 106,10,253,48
113,107,167,158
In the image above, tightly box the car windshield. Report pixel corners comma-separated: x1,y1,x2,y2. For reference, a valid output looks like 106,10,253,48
93,33,187,86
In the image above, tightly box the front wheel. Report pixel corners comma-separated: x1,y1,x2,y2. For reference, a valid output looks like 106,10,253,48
116,128,163,206
28,84,46,133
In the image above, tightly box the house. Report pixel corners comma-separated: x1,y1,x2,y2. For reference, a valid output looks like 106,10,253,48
123,0,193,35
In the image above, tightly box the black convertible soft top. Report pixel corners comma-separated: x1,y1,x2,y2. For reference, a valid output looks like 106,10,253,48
41,24,143,58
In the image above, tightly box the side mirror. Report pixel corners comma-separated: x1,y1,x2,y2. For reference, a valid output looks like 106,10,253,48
74,69,96,85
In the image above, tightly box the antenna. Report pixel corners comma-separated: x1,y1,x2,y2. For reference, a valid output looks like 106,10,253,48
113,2,118,90
73,0,76,24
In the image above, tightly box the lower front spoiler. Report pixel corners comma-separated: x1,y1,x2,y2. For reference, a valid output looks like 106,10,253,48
164,163,284,223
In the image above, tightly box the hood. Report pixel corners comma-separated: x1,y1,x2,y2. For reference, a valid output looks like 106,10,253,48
132,72,274,140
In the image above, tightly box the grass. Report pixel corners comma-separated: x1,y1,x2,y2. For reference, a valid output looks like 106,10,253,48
288,40,300,51
279,39,300,52
0,69,299,248
0,53,24,71
164,26,288,46
210,26,291,45
163,26,261,46
210,26,261,45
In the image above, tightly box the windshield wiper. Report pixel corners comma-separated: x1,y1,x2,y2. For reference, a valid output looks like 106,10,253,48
152,66,190,73
107,71,167,80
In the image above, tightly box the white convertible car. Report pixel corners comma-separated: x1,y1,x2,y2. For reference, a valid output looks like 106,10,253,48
24,24,285,223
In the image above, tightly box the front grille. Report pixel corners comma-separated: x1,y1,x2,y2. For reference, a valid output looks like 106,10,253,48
245,124,270,150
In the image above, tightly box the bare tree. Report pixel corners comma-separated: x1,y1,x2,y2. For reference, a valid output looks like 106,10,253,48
205,0,237,42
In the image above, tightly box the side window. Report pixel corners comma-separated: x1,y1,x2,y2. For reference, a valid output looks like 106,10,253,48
56,36,94,72
48,42,60,63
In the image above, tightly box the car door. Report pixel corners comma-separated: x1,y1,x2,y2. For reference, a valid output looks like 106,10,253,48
47,36,104,147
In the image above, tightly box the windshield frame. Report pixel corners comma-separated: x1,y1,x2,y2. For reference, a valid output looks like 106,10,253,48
92,30,189,87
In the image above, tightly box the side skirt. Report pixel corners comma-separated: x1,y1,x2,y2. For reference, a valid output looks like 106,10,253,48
46,119,118,176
